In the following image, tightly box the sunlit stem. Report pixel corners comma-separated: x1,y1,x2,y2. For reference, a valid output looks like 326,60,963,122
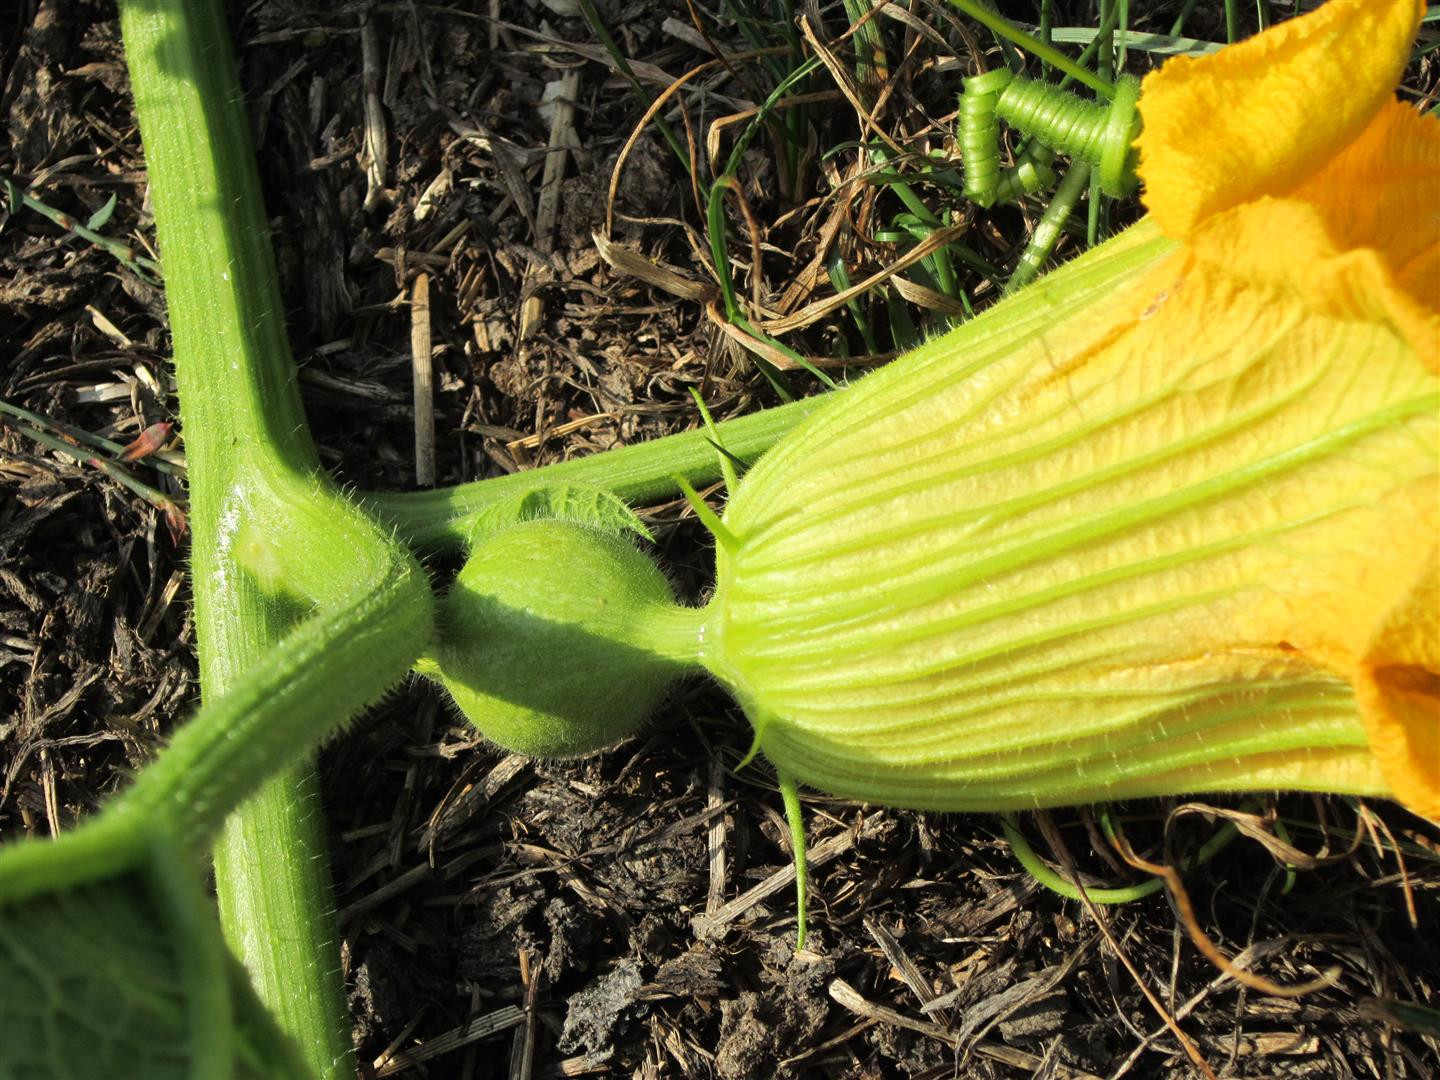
117,1,389,1073
366,398,816,554
778,772,810,950
1007,162,1091,293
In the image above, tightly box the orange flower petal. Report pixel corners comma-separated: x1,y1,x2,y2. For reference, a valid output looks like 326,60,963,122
707,227,1439,812
1185,196,1440,368
1291,100,1440,320
1353,548,1440,820
1136,0,1424,238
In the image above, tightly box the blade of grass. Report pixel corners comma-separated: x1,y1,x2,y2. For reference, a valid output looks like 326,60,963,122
1116,0,1130,68
841,0,889,92
720,55,824,180
0,398,185,477
4,178,162,282
947,0,1116,98
1052,4,1127,89
1169,0,1201,37
828,253,880,354
573,0,692,178
1048,27,1221,58
722,0,812,194
0,413,184,527
885,286,922,351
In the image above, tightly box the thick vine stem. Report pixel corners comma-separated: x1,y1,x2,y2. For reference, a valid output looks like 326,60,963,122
112,497,433,851
115,1,399,1073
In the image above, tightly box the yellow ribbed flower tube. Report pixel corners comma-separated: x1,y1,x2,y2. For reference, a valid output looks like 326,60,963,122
698,0,1439,818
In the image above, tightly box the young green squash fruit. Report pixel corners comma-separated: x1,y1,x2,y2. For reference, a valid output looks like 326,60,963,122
420,518,700,758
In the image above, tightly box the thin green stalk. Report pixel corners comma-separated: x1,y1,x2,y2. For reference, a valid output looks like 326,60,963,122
1269,814,1298,893
573,0,690,177
778,772,809,949
1088,0,1115,249
707,179,831,392
1002,815,1162,902
1116,0,1129,69
828,254,880,355
1169,0,1201,37
1003,812,1240,904
721,55,825,181
708,176,743,321
1007,161,1090,292
366,395,817,554
867,155,1002,279
4,178,162,281
890,215,958,299
842,0,887,92
0,414,180,517
1054,4,1125,92
886,287,922,351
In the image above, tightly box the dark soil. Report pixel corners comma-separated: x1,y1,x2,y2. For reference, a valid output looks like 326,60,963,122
2,1,1438,1078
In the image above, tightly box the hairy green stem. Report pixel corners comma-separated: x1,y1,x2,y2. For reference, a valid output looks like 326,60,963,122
111,500,432,849
365,397,819,553
778,773,809,949
213,765,356,1076
116,1,389,1073
1007,161,1091,292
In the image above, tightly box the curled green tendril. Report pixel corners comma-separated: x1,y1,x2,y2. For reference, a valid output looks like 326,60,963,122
960,72,1141,206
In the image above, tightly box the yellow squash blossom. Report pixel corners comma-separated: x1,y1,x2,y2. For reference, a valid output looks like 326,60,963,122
693,0,1440,818
436,2,1437,821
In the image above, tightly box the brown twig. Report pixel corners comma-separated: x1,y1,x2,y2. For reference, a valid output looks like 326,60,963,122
409,272,435,487
1107,813,1341,998
1032,812,1218,1078
604,59,716,236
